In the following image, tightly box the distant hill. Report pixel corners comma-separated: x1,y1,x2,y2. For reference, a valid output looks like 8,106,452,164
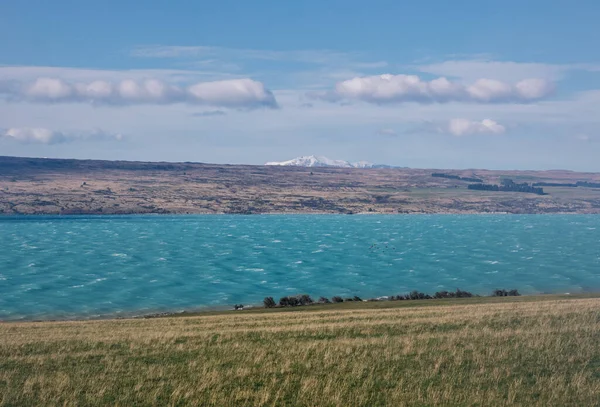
1,155,600,215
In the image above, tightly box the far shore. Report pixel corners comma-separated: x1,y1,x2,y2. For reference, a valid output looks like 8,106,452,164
7,211,600,217
2,155,600,215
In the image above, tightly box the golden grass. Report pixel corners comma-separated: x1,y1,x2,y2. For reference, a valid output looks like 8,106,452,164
1,296,600,406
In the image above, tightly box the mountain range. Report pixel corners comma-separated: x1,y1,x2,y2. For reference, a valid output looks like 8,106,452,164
265,155,393,169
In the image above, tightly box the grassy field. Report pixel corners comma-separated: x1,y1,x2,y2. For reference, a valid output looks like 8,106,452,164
1,295,599,406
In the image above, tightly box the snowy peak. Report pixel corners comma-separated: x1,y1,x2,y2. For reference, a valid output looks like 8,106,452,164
265,155,352,168
265,155,383,168
352,160,376,169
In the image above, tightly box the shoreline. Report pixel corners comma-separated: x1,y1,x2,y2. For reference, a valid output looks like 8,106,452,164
3,211,600,218
4,291,600,324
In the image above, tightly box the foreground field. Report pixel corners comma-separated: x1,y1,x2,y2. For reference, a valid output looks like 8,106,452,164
1,296,600,406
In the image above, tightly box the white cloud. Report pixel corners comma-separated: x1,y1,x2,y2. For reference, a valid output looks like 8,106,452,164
1,127,123,144
446,119,506,136
312,74,554,104
1,77,278,108
514,78,555,99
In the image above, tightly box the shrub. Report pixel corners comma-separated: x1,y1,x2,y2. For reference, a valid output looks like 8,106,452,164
331,296,344,303
491,289,519,297
455,289,473,298
263,297,276,308
409,291,425,300
353,296,363,302
318,296,331,304
279,294,313,307
298,294,314,306
344,298,354,302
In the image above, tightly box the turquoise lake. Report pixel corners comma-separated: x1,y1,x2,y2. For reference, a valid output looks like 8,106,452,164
1,214,599,321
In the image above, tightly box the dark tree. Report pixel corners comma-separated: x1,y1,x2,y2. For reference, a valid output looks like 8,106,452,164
263,297,276,308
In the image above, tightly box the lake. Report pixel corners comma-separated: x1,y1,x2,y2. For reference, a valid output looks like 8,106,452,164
1,214,599,320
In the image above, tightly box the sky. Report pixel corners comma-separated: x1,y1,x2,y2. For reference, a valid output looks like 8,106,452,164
1,0,600,171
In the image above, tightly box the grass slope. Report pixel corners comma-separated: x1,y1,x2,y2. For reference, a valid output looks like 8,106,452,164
1,295,599,406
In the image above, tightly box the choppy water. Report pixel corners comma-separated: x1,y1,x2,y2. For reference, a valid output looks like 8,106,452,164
1,214,599,321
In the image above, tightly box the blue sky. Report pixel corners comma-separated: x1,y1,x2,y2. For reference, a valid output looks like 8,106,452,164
1,0,600,170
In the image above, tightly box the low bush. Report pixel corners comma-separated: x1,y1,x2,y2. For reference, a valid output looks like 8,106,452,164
434,289,474,299
279,294,314,307
455,289,473,298
266,287,521,309
263,297,276,308
298,294,314,305
409,291,431,300
492,289,521,297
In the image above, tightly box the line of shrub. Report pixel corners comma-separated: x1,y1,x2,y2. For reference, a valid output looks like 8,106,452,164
261,288,520,308
491,289,521,297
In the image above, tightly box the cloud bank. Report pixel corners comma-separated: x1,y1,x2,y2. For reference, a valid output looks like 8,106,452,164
311,74,554,104
1,128,123,144
446,119,506,136
0,77,278,108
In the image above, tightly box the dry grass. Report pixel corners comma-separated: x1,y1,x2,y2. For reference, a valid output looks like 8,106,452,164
1,296,600,406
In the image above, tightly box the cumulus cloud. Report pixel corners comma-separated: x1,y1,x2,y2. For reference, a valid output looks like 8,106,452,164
446,119,506,136
311,74,554,104
0,77,278,108
1,128,123,144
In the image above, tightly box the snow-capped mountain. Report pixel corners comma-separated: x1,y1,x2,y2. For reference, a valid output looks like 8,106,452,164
265,155,390,169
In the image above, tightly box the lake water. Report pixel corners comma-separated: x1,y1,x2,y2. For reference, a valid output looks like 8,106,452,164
1,214,599,321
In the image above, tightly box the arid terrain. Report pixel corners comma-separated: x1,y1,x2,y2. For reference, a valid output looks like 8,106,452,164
1,156,600,214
